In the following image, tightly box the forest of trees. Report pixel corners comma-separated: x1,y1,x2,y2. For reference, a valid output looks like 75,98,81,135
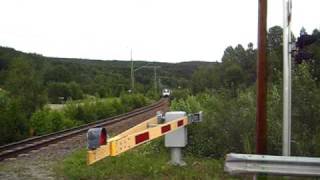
1,25,320,159
171,26,320,157
0,45,209,145
0,48,209,100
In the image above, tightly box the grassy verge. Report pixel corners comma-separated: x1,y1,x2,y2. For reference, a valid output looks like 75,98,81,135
55,139,238,180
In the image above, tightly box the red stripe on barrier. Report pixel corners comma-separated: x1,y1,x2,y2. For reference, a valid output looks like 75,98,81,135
161,125,171,134
135,132,149,144
177,120,184,127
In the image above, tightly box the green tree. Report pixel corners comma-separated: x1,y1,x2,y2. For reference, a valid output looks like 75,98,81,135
267,26,283,82
5,57,47,117
47,81,83,103
44,65,72,83
291,63,320,156
30,108,75,135
68,81,84,100
0,96,29,145
47,82,71,103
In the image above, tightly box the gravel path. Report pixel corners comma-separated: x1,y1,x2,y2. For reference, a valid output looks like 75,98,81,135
0,104,168,180
0,134,85,180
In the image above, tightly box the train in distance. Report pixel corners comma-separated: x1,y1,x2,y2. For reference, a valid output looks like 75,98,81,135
162,88,171,97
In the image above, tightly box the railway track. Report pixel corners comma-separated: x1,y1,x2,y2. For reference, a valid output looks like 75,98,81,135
0,98,168,161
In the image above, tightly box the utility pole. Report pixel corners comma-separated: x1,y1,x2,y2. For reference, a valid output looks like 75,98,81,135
153,66,160,96
154,66,157,95
142,65,160,95
130,49,134,92
158,78,162,90
283,0,292,156
132,63,160,95
256,0,268,155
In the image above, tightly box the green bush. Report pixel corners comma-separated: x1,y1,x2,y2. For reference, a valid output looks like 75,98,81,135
47,82,84,103
171,95,201,113
171,65,320,158
171,90,256,157
30,108,52,135
119,93,147,112
171,88,191,100
95,100,117,119
29,94,149,136
30,108,76,135
0,98,29,145
79,101,99,123
112,98,125,114
291,63,320,156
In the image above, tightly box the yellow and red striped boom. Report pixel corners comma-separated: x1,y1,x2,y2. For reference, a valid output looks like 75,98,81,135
87,115,189,165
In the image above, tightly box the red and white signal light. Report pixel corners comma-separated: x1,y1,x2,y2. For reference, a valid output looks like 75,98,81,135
87,127,107,150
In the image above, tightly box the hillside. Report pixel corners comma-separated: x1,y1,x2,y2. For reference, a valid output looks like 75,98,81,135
0,46,214,98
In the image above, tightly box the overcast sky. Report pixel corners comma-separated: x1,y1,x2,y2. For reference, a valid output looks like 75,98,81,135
0,0,319,63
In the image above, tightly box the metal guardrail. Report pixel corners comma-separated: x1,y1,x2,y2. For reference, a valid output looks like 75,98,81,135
225,153,320,177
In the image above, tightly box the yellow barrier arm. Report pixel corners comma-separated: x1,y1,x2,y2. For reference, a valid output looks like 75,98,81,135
87,116,189,165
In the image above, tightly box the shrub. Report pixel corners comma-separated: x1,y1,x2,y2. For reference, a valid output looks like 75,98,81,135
30,108,76,135
30,95,149,137
0,98,29,144
170,95,201,113
171,88,191,100
120,93,147,112
95,100,117,120
47,82,84,103
171,90,256,157
30,108,52,135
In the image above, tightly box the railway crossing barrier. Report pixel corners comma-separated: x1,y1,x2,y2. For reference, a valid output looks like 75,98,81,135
87,111,202,165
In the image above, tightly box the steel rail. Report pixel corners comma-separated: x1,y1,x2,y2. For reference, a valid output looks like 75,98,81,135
0,98,168,161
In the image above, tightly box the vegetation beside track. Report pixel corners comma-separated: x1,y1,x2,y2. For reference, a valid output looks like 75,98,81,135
0,93,150,145
55,139,235,180
30,94,150,136
0,45,199,145
3,25,320,179
56,89,318,179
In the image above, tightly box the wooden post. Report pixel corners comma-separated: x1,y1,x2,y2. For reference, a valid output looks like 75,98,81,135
256,0,268,155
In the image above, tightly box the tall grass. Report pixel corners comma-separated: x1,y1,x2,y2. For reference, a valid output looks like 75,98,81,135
55,139,232,180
